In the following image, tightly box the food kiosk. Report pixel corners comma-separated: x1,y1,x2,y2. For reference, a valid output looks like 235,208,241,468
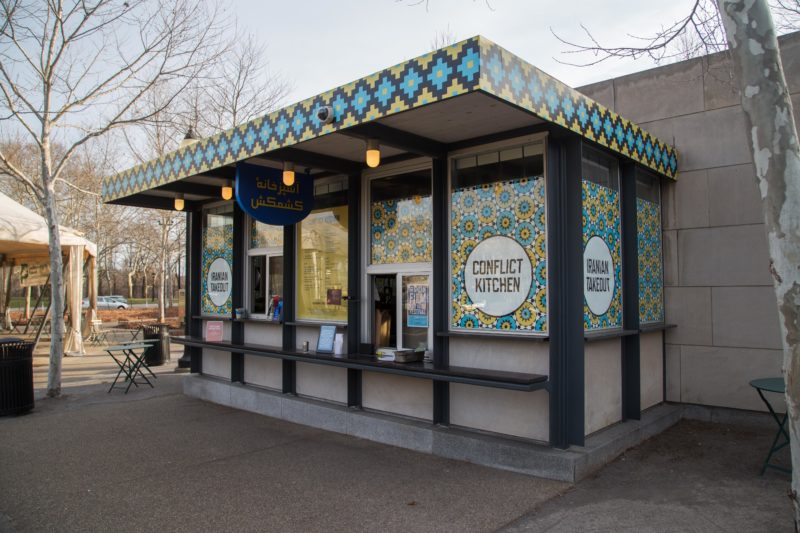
103,36,676,479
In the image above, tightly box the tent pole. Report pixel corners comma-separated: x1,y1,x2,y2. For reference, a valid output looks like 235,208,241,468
23,273,50,335
32,261,65,352
2,263,11,330
32,300,51,351
3,262,14,330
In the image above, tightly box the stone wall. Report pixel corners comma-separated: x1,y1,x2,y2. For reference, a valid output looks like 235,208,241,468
579,31,800,412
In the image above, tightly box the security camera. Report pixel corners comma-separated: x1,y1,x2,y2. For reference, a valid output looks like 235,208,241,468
316,106,335,125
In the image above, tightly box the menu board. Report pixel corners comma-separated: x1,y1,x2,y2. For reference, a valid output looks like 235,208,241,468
316,325,337,353
297,207,348,322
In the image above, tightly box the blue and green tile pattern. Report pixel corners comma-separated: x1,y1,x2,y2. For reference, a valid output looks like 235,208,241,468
103,37,677,202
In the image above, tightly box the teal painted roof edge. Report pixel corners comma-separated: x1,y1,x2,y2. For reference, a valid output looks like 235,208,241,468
102,36,677,203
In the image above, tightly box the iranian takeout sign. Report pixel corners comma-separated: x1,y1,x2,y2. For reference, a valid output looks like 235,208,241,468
207,257,232,307
465,236,532,317
235,162,313,226
583,235,615,316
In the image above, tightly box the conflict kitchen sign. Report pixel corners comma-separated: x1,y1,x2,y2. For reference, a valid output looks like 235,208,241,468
583,235,615,316
464,236,533,316
235,162,314,226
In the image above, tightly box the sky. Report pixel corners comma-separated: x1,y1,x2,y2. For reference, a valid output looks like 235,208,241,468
232,0,699,106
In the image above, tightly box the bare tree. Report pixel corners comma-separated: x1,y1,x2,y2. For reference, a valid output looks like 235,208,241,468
718,1,800,522
552,0,800,524
0,0,228,397
196,38,290,134
551,0,728,66
551,0,799,65
430,25,458,51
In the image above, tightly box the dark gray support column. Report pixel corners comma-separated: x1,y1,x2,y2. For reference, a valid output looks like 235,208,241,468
187,209,203,374
179,211,193,369
230,204,245,383
547,135,584,448
432,157,450,426
620,162,641,420
281,224,296,394
347,173,362,408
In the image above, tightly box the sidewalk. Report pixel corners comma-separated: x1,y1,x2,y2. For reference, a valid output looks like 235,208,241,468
0,350,793,532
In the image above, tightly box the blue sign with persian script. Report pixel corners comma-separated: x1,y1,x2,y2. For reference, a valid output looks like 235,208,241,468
235,162,314,225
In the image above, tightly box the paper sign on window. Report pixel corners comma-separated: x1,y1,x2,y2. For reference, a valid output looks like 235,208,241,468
406,283,429,328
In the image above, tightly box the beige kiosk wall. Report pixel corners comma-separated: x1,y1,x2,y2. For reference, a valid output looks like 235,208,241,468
294,325,348,404
243,322,283,389
449,338,549,442
640,331,664,410
584,338,622,436
362,372,433,421
201,319,232,379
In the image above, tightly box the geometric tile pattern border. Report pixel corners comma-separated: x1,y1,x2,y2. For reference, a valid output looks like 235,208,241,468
103,37,678,202
479,38,678,180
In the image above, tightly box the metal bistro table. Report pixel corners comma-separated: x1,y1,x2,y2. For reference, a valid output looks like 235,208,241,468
750,377,790,475
106,341,157,394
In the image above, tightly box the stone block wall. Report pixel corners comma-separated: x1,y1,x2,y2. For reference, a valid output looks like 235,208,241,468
579,31,800,412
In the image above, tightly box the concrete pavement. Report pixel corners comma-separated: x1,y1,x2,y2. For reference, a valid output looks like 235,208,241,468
0,349,794,532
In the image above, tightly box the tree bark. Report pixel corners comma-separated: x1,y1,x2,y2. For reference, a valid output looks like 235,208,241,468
41,144,65,398
718,0,800,523
158,217,168,322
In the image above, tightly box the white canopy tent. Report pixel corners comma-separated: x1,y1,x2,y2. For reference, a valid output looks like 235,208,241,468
0,191,97,354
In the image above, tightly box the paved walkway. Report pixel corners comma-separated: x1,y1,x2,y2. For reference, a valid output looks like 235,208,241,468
0,350,794,532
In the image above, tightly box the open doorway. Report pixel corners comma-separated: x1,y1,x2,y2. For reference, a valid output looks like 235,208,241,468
371,273,430,351
372,274,396,348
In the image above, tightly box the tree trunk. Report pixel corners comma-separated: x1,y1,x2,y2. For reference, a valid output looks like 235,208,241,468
41,162,65,398
128,270,135,300
718,0,800,524
158,218,169,322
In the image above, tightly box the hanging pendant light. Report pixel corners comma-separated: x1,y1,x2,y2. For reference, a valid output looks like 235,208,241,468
366,139,380,168
283,161,295,186
174,193,185,211
221,180,233,200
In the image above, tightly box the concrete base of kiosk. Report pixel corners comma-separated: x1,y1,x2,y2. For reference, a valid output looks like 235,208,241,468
185,374,682,482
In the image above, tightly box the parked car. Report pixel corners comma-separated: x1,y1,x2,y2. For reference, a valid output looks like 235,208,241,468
106,295,129,305
81,296,130,310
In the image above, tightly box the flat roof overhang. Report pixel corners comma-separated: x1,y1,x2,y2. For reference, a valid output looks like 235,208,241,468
103,36,678,209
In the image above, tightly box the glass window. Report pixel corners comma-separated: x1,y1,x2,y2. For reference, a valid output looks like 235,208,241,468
247,220,283,320
402,274,430,350
450,141,547,334
636,170,664,324
297,177,348,322
582,145,622,331
251,221,283,249
201,209,233,316
370,170,432,264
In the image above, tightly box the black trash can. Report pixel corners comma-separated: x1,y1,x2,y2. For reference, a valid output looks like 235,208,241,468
0,339,35,416
142,323,171,366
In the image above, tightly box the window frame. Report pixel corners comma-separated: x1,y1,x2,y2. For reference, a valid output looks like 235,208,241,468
245,217,284,320
635,168,665,325
200,204,235,317
447,132,549,337
581,143,624,332
295,174,350,325
361,158,433,347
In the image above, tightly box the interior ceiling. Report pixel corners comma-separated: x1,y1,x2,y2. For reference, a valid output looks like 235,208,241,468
379,92,542,143
130,91,544,206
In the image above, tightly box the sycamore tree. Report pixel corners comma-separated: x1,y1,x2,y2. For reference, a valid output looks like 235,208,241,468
719,2,799,521
0,0,227,397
